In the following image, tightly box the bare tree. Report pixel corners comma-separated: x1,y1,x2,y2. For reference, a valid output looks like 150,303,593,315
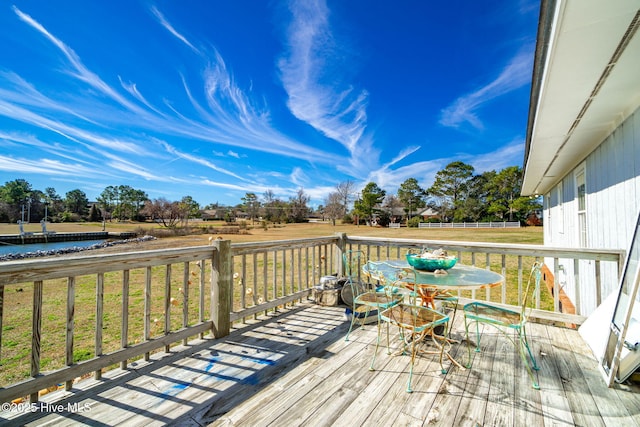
141,198,182,228
324,192,344,226
383,194,403,223
288,188,311,222
335,180,355,216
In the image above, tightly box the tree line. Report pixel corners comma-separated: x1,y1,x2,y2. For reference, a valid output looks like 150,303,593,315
0,161,541,227
0,179,314,227
321,161,542,227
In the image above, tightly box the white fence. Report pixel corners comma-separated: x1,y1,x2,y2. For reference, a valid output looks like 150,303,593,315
418,221,521,228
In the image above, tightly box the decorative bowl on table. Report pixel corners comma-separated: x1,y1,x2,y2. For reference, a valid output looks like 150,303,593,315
406,252,457,272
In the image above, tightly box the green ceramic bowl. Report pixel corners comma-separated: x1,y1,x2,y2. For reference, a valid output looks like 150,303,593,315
406,253,457,271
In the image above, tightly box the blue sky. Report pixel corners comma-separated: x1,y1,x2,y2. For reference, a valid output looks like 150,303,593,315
0,0,539,208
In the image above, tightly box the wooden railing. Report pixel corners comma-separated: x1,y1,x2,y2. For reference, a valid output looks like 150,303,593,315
417,221,521,228
341,235,624,323
0,233,624,404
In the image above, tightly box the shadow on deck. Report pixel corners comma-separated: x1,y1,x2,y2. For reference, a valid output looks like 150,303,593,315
2,303,640,426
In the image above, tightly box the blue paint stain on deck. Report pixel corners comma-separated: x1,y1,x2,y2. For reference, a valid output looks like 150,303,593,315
162,382,189,397
160,353,276,397
243,356,276,366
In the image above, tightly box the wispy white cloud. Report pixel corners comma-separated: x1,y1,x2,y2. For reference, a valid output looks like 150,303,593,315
0,98,152,156
289,167,309,187
0,155,107,177
1,4,345,200
470,138,525,172
439,47,533,130
150,5,200,55
227,150,244,159
278,0,370,160
118,76,166,117
156,139,247,181
13,6,146,116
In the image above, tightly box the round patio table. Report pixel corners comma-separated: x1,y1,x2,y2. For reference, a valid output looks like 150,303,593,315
362,260,504,308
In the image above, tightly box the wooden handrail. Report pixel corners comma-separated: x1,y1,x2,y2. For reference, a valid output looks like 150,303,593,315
0,233,624,404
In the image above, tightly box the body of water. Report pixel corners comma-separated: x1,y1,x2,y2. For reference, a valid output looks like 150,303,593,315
0,240,106,257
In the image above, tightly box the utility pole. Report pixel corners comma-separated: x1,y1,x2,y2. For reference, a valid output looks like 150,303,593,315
26,197,32,223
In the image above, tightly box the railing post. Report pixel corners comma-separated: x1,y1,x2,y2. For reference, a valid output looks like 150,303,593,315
30,280,43,403
335,232,347,276
212,239,231,338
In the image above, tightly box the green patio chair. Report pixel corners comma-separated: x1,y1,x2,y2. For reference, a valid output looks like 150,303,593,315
377,268,451,393
343,254,405,369
463,261,543,389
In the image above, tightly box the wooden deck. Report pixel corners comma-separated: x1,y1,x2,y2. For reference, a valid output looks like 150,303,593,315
2,302,640,427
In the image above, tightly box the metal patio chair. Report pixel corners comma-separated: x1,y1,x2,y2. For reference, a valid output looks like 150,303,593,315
463,261,544,389
376,268,451,393
343,254,405,368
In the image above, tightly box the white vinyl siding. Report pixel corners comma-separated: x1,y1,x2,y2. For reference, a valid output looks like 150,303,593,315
543,106,640,315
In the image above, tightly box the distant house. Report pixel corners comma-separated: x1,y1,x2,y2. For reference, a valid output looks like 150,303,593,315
418,207,439,221
521,0,640,316
200,209,223,221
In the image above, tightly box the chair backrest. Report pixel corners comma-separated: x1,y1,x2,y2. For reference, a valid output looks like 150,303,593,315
343,250,365,281
341,251,370,306
520,261,544,322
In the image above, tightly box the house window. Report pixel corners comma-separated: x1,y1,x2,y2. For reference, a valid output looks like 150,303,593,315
576,166,587,247
557,182,564,234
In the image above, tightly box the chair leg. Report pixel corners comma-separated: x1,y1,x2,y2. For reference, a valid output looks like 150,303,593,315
474,320,482,352
521,325,539,370
385,319,392,355
369,314,383,371
406,329,416,393
345,304,370,341
344,310,357,342
517,336,540,389
464,317,473,368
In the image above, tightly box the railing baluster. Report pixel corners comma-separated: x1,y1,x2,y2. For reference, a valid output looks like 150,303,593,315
252,252,258,317
121,269,130,369
517,256,523,306
329,243,334,276
297,248,302,299
65,277,75,391
144,266,151,361
164,264,171,352
95,272,104,380
471,252,477,299
289,249,295,299
485,253,491,301
312,246,318,286
272,250,278,312
501,254,507,304
241,254,247,313
263,252,268,315
574,258,581,315
553,257,561,313
199,260,205,339
304,247,310,299
182,262,189,345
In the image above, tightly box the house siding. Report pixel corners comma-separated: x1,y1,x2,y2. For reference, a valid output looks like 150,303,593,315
544,106,640,316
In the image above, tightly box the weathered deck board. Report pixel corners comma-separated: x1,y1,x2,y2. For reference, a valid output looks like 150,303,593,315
1,302,640,427
531,322,575,426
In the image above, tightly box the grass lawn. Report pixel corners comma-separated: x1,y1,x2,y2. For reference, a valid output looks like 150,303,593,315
0,221,543,386
0,220,543,250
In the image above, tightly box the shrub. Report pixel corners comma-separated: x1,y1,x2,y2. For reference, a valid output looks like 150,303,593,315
407,216,423,228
